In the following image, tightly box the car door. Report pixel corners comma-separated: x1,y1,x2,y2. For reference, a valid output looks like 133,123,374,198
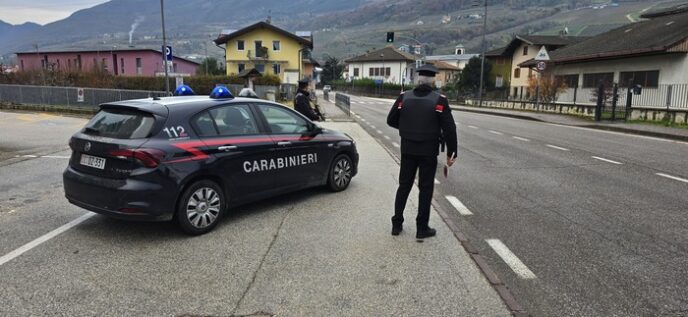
191,103,276,203
254,103,332,191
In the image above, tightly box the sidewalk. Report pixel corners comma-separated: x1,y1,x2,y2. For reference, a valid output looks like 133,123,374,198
452,105,688,142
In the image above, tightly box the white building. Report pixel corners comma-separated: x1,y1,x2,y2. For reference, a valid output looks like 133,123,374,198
424,45,478,71
344,46,417,85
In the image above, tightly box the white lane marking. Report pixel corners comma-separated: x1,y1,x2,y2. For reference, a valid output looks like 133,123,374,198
392,142,400,148
434,178,440,185
376,130,383,134
591,156,623,165
488,130,503,135
361,118,367,122
350,111,356,115
0,213,95,266
486,239,537,279
546,144,570,151
41,155,71,159
656,173,688,184
445,195,473,215
384,135,391,140
468,125,479,129
512,136,530,142
355,114,361,118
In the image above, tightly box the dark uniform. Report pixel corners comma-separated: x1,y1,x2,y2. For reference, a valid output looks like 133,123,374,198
294,79,320,121
387,64,458,238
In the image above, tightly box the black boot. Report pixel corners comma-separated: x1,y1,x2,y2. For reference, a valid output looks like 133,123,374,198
416,227,436,239
391,224,403,236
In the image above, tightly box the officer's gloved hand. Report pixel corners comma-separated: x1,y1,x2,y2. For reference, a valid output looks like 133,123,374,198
447,153,457,167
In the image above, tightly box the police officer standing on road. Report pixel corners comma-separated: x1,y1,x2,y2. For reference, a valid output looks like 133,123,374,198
387,64,458,239
294,78,321,121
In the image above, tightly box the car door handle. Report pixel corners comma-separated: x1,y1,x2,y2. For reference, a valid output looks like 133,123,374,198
277,141,291,146
218,145,238,151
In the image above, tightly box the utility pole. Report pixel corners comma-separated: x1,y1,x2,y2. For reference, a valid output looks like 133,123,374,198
160,0,170,95
478,0,487,107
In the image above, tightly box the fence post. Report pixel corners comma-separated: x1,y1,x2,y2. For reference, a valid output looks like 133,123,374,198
625,87,633,121
595,83,604,121
666,84,673,110
573,86,578,105
611,83,619,121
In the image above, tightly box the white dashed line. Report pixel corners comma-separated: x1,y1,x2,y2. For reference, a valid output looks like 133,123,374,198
488,130,503,135
486,239,537,279
656,173,688,184
384,135,391,140
434,178,440,185
445,195,473,215
0,213,95,266
41,155,71,159
512,136,530,142
361,118,367,122
546,144,570,151
370,125,377,129
350,111,356,115
376,130,383,134
392,142,400,148
468,125,479,129
591,156,623,165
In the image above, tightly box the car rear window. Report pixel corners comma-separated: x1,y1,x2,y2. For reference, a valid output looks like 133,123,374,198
84,108,155,139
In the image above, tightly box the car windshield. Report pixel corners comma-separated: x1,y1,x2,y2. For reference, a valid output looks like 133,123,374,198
83,108,155,139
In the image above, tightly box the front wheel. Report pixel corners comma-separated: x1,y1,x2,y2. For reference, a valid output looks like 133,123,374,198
176,180,225,235
328,154,353,192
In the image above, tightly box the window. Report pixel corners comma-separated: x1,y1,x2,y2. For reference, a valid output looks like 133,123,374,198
68,59,71,69
272,63,281,74
121,58,125,74
257,104,310,134
84,109,155,139
556,74,579,88
238,63,245,73
386,67,391,77
255,64,265,73
191,111,218,137
237,40,245,51
353,68,359,77
173,63,178,73
369,68,374,76
208,105,258,136
102,58,108,71
496,75,504,88
514,68,521,78
20,60,24,71
523,46,528,56
583,72,614,88
619,70,659,88
136,58,142,75
272,40,280,51
77,55,82,70
496,57,505,65
374,68,380,76
255,40,263,54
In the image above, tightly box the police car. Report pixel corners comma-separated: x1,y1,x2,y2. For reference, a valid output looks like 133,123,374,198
63,86,358,235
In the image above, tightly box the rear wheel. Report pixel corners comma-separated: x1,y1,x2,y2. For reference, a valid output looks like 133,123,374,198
176,180,225,235
328,154,353,192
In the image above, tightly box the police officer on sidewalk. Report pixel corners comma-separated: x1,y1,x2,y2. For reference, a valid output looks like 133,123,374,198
294,78,321,121
387,64,458,239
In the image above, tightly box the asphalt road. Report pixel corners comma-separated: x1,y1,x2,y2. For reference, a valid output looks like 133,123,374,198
347,94,688,317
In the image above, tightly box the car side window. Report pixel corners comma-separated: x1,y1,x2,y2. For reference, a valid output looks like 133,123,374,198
191,111,218,137
208,104,259,136
257,104,309,134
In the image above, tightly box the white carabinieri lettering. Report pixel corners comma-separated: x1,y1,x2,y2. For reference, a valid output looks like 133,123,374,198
244,153,318,173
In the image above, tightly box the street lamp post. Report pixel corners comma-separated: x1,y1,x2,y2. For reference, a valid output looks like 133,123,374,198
160,0,170,95
478,0,488,107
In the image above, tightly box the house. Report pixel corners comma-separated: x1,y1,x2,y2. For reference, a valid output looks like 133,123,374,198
14,47,200,77
537,4,688,108
484,46,512,89
424,45,478,71
213,21,314,84
427,60,460,88
344,46,418,85
500,35,587,99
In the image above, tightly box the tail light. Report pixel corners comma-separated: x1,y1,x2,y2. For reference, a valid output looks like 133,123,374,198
109,148,165,168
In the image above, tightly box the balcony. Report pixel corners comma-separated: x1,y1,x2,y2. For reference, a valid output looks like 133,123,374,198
248,47,269,60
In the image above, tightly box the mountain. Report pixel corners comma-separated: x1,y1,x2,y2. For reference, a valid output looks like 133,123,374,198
3,0,686,62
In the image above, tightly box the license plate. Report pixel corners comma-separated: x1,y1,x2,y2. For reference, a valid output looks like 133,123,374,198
80,154,106,170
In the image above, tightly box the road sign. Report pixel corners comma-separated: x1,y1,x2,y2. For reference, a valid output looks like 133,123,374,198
536,61,547,71
164,45,173,61
76,88,84,102
535,46,550,61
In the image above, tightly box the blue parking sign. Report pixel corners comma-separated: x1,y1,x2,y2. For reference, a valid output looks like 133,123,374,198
164,45,172,61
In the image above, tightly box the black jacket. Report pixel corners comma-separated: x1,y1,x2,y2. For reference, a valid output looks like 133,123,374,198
387,84,458,156
294,89,320,121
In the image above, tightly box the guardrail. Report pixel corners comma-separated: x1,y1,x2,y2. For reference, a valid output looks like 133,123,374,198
335,93,351,116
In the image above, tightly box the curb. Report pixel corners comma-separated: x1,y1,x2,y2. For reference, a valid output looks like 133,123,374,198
355,116,530,317
451,106,688,143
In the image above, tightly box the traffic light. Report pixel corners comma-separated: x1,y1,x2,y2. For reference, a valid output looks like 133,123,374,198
386,32,394,43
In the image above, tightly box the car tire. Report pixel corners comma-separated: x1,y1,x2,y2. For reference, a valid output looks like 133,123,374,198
176,180,225,235
327,154,353,192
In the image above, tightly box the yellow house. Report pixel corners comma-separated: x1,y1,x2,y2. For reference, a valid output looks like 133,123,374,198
213,21,314,84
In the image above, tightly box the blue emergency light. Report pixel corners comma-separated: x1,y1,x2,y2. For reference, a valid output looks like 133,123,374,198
174,84,195,96
210,86,234,99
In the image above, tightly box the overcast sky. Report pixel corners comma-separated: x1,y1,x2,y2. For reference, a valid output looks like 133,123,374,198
0,0,110,25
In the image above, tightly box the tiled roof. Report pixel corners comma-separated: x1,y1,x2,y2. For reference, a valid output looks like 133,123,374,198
345,46,417,63
214,21,312,49
428,60,460,71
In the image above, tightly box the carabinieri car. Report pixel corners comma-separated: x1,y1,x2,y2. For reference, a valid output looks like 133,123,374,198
63,87,358,235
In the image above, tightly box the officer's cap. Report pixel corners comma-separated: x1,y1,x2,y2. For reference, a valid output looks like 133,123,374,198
297,78,311,85
416,64,439,77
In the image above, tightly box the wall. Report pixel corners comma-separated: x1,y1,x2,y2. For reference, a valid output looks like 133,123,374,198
16,50,199,77
224,27,304,82
510,43,538,90
488,56,512,89
552,53,688,85
346,61,410,85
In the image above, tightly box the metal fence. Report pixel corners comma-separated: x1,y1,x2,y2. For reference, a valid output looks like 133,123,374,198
335,93,351,116
0,84,167,108
510,83,688,109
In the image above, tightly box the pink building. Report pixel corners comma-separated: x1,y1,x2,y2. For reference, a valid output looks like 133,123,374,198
15,47,200,77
